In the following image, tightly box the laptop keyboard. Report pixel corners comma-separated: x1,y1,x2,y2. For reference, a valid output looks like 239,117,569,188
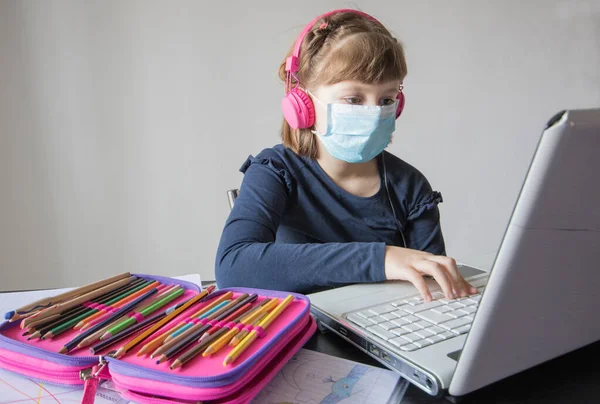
345,287,484,352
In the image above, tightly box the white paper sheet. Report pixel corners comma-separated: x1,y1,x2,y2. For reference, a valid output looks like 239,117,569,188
251,348,410,404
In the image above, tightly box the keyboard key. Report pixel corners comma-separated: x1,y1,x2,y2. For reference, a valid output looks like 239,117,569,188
401,334,421,343
389,336,411,347
380,313,396,321
403,315,420,323
357,310,374,318
391,327,409,336
427,325,446,335
347,314,371,328
453,324,471,335
391,318,409,327
366,325,396,340
413,339,432,348
433,305,452,314
401,323,421,333
391,309,409,318
400,343,419,352
440,317,473,331
447,309,469,319
427,335,444,343
462,298,479,307
390,300,405,307
470,295,482,302
415,310,455,324
401,300,443,314
412,320,429,329
462,306,477,315
379,322,397,331
367,316,385,324
403,297,423,306
477,287,485,293
414,329,435,339
447,302,466,310
439,331,455,340
369,304,396,315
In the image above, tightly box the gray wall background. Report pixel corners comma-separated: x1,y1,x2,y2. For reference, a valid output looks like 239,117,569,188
1,0,599,290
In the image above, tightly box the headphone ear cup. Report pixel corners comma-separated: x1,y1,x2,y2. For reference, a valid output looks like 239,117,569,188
395,91,405,118
281,88,315,129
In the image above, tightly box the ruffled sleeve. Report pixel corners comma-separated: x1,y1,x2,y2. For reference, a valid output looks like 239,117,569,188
407,191,443,221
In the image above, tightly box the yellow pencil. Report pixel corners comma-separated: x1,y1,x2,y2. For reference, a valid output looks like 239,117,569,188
203,299,277,357
223,295,294,366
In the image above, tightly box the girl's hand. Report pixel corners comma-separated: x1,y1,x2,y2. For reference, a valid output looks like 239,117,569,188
384,246,478,301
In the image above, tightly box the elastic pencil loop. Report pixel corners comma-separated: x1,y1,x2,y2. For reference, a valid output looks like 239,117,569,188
208,319,219,326
84,302,95,308
254,326,266,338
96,303,108,311
190,318,202,325
183,316,193,322
242,324,253,332
128,312,145,322
200,318,210,325
225,321,236,329
234,323,245,330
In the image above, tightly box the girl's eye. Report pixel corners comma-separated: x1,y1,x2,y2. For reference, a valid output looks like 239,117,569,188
381,98,396,106
343,97,362,104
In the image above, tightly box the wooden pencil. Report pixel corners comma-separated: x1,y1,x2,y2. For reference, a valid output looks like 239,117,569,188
22,276,136,329
5,272,131,322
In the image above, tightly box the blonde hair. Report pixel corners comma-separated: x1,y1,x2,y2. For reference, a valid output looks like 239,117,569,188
278,11,408,159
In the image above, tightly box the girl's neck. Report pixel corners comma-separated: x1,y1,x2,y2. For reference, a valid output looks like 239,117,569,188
314,141,380,196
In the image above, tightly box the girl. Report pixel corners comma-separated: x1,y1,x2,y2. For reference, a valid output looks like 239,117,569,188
215,9,477,301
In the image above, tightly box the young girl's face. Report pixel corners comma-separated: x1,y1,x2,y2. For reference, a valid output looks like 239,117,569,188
310,79,401,135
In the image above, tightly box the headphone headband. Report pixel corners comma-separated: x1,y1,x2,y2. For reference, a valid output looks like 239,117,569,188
285,9,382,74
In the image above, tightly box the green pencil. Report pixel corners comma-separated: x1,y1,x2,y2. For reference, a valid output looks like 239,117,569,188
100,287,184,340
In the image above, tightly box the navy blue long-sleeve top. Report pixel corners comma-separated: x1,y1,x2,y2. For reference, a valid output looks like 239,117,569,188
215,144,445,294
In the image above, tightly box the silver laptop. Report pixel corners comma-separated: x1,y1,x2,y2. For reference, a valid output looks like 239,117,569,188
307,108,600,398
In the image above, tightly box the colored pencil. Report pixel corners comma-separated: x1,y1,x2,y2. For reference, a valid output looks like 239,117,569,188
153,292,233,347
41,280,156,340
203,310,268,358
26,279,148,340
229,299,280,347
163,299,231,343
170,300,275,370
58,288,158,354
154,294,258,364
75,280,160,329
89,300,188,355
100,287,184,340
134,285,215,358
22,276,136,329
5,272,131,322
223,295,294,366
198,298,272,341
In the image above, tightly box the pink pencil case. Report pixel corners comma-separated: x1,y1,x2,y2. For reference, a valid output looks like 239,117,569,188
0,274,317,403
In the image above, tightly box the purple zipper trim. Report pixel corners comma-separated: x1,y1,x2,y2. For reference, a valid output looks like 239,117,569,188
0,274,202,368
105,287,310,388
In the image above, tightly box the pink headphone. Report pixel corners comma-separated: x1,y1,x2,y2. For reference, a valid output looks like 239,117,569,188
281,9,406,129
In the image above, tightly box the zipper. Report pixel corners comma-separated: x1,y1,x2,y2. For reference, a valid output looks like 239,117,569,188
0,349,86,384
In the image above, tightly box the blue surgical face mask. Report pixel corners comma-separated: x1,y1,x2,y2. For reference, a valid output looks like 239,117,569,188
309,91,397,163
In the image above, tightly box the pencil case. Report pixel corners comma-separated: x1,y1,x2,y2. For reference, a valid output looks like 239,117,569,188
0,274,316,404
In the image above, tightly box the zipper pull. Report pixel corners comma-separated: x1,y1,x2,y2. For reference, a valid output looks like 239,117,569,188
80,356,108,404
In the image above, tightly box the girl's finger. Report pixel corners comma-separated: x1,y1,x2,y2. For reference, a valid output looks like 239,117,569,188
414,259,455,300
402,267,433,302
